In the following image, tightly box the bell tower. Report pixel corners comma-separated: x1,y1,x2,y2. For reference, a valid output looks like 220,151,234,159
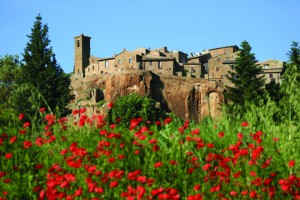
74,34,91,76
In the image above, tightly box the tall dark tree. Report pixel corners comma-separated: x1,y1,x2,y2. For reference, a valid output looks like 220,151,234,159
20,14,72,115
223,40,265,109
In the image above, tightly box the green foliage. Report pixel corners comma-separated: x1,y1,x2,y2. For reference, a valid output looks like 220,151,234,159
265,78,282,104
19,14,72,117
279,42,300,127
223,41,265,113
0,55,21,125
107,93,163,126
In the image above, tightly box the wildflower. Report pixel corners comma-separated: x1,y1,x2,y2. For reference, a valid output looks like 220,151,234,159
5,153,12,159
237,132,243,140
241,121,249,127
23,140,33,149
169,160,178,165
202,163,211,171
72,110,79,115
35,137,44,146
218,132,224,138
191,129,200,135
187,168,194,174
79,108,86,114
9,136,17,143
107,102,114,109
40,107,46,113
288,160,295,168
109,181,118,188
23,122,30,128
250,171,256,177
193,184,201,191
164,117,172,125
230,190,238,197
154,162,163,168
19,113,25,120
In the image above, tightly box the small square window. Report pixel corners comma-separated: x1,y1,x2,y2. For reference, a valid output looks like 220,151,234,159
216,67,219,71
118,59,122,64
149,61,152,65
269,73,273,78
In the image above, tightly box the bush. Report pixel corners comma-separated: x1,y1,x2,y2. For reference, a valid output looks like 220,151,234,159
107,93,163,126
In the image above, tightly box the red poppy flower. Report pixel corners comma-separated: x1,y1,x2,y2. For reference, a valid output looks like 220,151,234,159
39,107,46,113
107,102,114,109
154,162,163,168
169,160,178,165
19,113,25,120
23,140,32,149
202,163,211,171
5,153,12,159
218,132,224,138
9,136,17,143
110,181,118,188
23,122,30,128
241,121,249,127
288,160,295,167
193,184,201,191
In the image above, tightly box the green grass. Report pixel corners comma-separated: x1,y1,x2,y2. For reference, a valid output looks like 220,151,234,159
0,100,299,199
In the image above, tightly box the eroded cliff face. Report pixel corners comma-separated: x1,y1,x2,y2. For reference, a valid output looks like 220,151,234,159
69,71,224,121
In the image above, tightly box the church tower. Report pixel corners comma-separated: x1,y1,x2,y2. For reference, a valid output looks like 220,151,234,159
74,34,91,76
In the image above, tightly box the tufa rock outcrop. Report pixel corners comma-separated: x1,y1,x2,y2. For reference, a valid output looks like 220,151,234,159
69,71,224,122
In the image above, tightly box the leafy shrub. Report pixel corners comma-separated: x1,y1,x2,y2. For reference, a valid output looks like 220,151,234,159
107,93,163,126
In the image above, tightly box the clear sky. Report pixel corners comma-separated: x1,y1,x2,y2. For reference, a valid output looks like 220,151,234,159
0,0,299,74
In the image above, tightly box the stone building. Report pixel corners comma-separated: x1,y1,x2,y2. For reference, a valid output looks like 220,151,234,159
71,34,284,121
74,34,187,78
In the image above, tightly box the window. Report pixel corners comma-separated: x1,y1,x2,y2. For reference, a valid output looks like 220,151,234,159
77,40,80,47
129,58,132,64
158,61,162,69
118,59,122,64
92,65,94,70
263,64,269,69
269,73,273,78
211,73,214,78
191,67,195,73
78,69,79,73
149,61,152,66
216,67,219,72
105,61,109,68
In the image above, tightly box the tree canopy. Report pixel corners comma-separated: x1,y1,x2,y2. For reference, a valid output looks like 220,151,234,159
223,40,265,110
19,14,72,116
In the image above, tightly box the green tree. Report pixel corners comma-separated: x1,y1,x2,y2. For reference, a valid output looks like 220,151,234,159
0,55,21,124
223,40,265,111
19,14,72,116
280,41,300,124
107,93,163,126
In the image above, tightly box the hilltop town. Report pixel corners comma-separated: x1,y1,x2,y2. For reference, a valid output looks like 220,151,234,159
70,34,284,121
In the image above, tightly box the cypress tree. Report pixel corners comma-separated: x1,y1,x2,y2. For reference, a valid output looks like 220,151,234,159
223,40,265,109
20,14,72,115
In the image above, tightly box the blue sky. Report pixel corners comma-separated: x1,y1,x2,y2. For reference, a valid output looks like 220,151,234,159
0,0,299,73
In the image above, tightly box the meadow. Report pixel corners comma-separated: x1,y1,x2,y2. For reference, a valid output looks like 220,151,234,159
0,99,299,200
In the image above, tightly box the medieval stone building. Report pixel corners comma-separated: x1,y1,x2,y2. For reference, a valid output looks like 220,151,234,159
70,34,284,121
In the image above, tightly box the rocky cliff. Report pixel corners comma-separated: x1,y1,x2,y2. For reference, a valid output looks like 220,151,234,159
69,70,224,121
